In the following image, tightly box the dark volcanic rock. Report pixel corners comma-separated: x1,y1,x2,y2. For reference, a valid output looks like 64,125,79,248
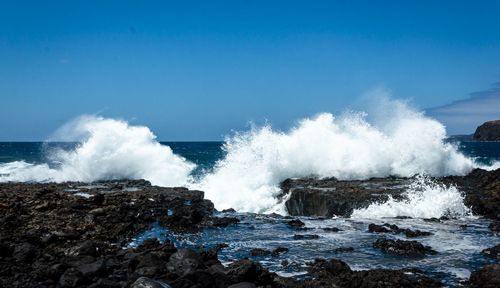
283,168,500,219
468,264,500,288
481,244,500,260
250,248,272,257
287,219,306,228
443,168,500,219
293,234,320,240
131,277,172,288
282,177,408,217
473,120,500,141
368,223,432,237
303,258,441,288
373,238,437,257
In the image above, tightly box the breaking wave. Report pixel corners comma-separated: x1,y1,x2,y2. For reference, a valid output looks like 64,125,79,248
351,176,472,219
1,96,496,213
0,116,194,186
194,98,477,212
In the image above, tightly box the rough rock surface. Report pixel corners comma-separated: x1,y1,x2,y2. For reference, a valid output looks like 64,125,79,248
0,181,446,287
373,238,437,257
467,264,500,288
473,120,500,141
481,244,500,260
368,223,432,237
283,168,500,220
282,177,408,217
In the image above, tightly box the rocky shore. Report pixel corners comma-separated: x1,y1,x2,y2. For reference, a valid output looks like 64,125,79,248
282,168,500,221
0,171,499,287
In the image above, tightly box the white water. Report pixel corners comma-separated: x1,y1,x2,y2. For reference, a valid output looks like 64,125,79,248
351,176,472,219
0,97,497,214
194,98,477,213
0,116,194,187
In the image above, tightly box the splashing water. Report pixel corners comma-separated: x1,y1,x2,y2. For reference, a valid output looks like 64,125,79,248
351,175,472,219
0,116,194,186
1,97,497,213
194,98,476,212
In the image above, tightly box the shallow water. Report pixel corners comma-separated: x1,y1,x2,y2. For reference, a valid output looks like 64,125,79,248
129,212,498,287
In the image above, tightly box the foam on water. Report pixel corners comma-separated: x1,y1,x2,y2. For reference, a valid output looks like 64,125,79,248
194,97,479,212
0,96,497,214
351,176,472,219
0,116,194,186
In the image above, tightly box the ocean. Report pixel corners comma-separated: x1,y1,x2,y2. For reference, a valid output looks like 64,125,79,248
1,110,499,286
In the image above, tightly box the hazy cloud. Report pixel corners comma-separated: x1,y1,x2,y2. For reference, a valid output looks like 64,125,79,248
426,82,500,135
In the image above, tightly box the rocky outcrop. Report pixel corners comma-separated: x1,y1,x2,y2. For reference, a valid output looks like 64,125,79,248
373,238,437,257
0,180,230,288
443,168,500,219
282,177,408,217
302,258,442,287
473,120,500,141
467,264,500,288
282,168,500,219
368,223,432,237
0,181,446,287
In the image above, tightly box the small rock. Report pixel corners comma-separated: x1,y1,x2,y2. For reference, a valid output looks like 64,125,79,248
373,238,437,257
130,277,172,288
250,248,271,257
293,234,319,240
287,219,305,228
167,249,201,277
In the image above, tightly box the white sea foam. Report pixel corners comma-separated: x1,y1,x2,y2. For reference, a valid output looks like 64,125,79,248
0,116,194,186
194,97,478,212
0,95,497,215
351,176,472,218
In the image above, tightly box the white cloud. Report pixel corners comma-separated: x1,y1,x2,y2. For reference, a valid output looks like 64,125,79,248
426,82,500,135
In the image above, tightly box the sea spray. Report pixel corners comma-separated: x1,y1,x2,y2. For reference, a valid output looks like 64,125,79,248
195,99,476,212
351,175,472,219
0,116,194,186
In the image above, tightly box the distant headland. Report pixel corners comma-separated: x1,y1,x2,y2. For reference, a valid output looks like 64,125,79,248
474,120,500,141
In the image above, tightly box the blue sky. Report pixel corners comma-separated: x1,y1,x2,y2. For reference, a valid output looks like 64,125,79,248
1,0,500,140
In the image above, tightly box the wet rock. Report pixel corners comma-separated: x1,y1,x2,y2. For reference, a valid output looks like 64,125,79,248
481,244,500,260
468,264,500,288
306,258,352,277
322,227,341,232
222,208,236,213
167,249,202,277
282,177,408,217
489,220,500,232
373,238,437,257
250,248,271,257
287,219,306,228
293,234,320,240
272,247,289,256
368,223,432,237
130,277,172,288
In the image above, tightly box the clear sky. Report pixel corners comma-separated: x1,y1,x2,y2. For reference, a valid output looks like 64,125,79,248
1,0,500,140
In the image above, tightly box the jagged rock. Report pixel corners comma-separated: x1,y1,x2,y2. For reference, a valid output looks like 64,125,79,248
287,219,306,228
282,177,408,217
373,238,437,257
167,249,202,277
468,264,500,288
130,277,172,288
481,244,500,260
368,223,432,237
